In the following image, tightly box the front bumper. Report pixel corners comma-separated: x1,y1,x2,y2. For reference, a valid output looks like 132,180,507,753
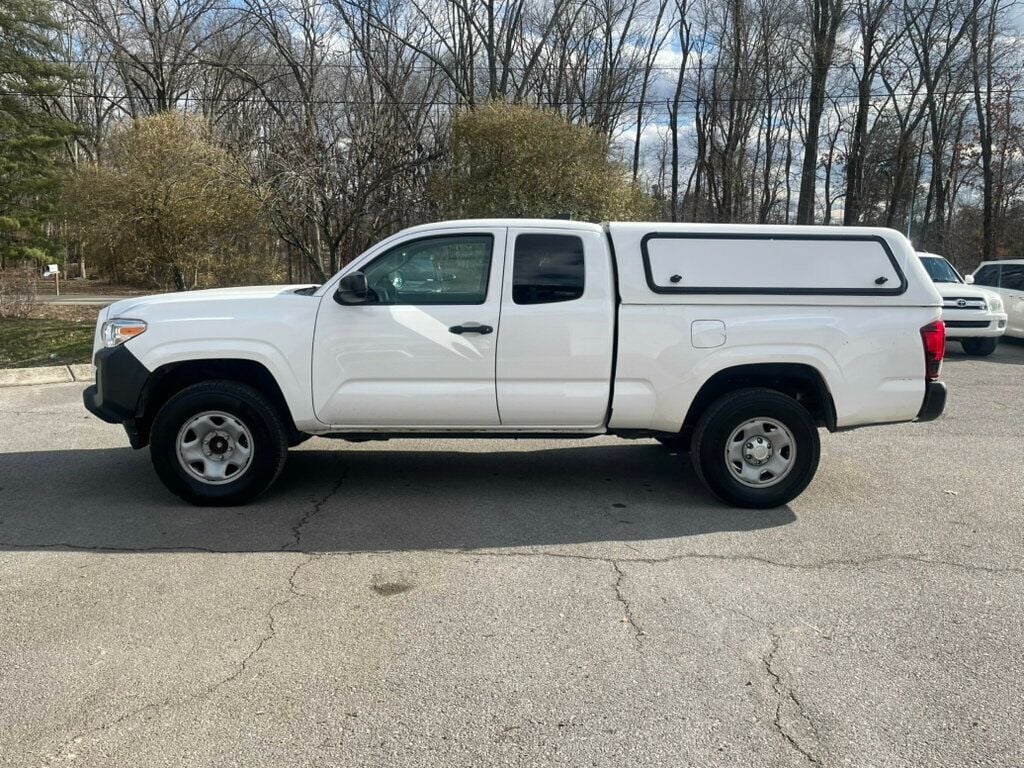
941,311,1007,338
82,345,151,443
916,381,947,422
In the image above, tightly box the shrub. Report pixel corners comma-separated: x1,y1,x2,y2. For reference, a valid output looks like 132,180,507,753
431,102,654,222
62,112,278,291
0,268,38,318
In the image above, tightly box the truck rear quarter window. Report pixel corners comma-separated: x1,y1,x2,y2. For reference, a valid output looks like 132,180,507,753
513,234,585,305
641,233,905,295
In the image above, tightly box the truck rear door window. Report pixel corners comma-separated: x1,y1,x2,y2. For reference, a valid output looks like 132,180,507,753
513,234,585,304
641,233,905,295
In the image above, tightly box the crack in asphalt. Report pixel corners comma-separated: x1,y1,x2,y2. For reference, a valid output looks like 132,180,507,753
2,540,1022,578
762,634,823,766
610,560,645,645
0,542,226,553
23,535,1004,765
38,478,349,765
43,554,318,765
210,554,315,688
442,548,1024,577
285,471,347,550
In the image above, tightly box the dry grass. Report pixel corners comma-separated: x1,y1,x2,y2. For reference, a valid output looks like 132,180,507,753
0,316,95,368
28,277,143,297
8,303,100,323
0,271,140,367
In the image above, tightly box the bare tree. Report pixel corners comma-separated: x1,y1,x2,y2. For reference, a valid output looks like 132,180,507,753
631,0,671,180
842,0,900,224
667,0,693,220
968,0,1017,259
68,0,232,113
37,0,1024,283
795,0,845,224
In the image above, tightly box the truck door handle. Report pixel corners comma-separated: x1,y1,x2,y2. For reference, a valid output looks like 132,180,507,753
449,324,493,335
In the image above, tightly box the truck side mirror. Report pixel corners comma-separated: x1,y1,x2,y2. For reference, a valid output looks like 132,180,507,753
964,274,975,284
334,272,369,305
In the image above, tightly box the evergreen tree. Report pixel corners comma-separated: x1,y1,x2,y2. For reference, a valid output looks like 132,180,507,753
0,0,77,266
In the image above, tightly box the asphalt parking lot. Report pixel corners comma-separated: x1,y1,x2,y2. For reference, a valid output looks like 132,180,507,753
1,341,1022,768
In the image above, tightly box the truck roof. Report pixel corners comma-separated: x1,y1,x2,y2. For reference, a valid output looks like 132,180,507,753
402,219,911,239
397,218,605,235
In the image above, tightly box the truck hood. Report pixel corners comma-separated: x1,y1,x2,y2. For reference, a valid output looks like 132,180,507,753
105,284,318,318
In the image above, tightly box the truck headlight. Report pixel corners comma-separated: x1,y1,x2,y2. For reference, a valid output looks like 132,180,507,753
102,318,147,348
988,296,1003,313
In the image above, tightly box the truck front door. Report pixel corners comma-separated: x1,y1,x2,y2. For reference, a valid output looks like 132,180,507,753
312,229,506,428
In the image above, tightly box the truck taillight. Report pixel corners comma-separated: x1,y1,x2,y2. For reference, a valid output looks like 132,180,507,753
920,320,945,381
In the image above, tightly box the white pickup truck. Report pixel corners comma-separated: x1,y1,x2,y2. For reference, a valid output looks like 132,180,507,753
84,220,947,508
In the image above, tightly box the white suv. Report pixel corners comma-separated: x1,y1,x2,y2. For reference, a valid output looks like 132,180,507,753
918,253,1006,356
970,259,1024,340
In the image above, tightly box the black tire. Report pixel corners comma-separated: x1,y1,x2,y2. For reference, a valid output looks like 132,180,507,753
149,380,289,506
961,337,998,356
691,388,820,509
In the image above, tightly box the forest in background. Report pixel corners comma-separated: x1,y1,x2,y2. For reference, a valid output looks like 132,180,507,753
2,0,1023,289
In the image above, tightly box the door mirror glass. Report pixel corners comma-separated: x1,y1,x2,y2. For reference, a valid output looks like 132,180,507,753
334,272,369,305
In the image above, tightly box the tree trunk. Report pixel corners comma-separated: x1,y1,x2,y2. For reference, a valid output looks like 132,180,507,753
970,2,996,260
796,64,827,224
843,72,872,224
796,0,844,225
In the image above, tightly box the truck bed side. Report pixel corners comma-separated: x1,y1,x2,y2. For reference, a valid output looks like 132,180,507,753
606,223,943,432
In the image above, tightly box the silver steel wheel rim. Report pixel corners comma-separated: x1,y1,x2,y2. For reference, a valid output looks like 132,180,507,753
725,417,796,489
176,411,254,485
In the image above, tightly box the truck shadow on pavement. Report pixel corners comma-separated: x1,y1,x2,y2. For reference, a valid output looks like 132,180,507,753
0,442,793,552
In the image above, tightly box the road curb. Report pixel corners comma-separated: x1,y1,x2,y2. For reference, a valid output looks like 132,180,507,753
0,363,93,388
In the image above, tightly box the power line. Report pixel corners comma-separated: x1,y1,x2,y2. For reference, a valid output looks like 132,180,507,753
48,57,1024,77
7,85,1024,108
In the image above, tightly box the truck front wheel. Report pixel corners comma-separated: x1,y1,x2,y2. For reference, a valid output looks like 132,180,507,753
691,388,820,509
149,380,290,506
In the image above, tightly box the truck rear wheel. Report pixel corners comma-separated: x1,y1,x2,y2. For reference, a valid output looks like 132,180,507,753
691,388,820,509
149,380,289,506
961,337,998,356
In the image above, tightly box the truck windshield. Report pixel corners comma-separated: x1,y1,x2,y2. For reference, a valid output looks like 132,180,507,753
920,256,962,284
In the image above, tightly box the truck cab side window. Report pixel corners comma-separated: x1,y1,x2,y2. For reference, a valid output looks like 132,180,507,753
973,265,1000,287
513,234,585,305
362,235,493,305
